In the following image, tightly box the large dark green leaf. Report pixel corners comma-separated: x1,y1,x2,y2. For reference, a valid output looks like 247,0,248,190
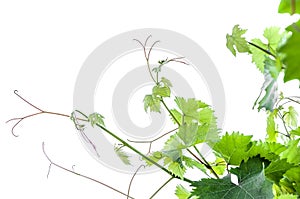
191,158,273,199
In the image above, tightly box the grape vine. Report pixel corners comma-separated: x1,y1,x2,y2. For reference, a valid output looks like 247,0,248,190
6,0,300,198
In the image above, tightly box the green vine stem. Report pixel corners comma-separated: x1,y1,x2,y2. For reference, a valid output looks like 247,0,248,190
193,146,219,179
97,123,193,184
248,41,276,58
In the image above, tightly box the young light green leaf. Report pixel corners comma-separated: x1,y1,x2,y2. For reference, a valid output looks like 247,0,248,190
160,77,173,87
280,139,300,164
197,107,219,146
211,157,227,176
266,111,277,142
175,97,200,123
168,161,186,180
175,185,198,199
226,25,250,56
284,106,298,128
114,145,131,165
177,123,198,147
249,38,267,73
182,155,207,173
278,0,300,15
213,132,252,165
263,26,283,50
290,127,300,136
152,85,171,97
191,158,273,199
279,20,300,83
175,185,190,199
88,112,105,127
162,134,184,161
143,95,161,113
143,151,163,166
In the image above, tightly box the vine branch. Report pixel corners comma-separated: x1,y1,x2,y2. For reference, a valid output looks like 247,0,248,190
127,128,178,154
127,165,145,199
133,36,159,83
149,177,174,199
42,142,134,199
6,90,87,137
248,41,276,58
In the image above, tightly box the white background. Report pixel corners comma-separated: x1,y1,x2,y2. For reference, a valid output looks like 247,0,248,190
1,0,299,198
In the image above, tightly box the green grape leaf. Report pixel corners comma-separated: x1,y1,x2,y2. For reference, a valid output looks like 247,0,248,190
175,185,190,199
226,25,250,56
182,156,207,173
191,157,273,199
263,26,283,50
197,107,220,146
175,185,198,199
254,68,278,111
175,97,200,123
213,132,252,165
143,95,161,113
284,106,298,128
229,157,262,181
160,77,173,87
88,112,105,127
168,161,186,180
264,56,281,79
279,178,297,195
284,167,300,193
279,20,300,83
276,194,298,199
152,85,171,97
265,159,294,184
162,134,184,161
290,127,300,136
247,141,286,161
249,38,267,73
143,151,163,166
280,139,300,164
211,157,227,176
266,111,277,142
114,146,131,165
177,123,198,147
278,0,300,15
